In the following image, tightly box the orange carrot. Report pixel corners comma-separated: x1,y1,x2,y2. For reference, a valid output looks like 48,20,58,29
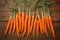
12,17,15,34
4,18,12,36
27,15,35,36
15,14,20,38
46,16,55,38
27,15,31,36
41,17,45,35
46,16,51,32
30,15,35,35
38,15,43,34
44,16,48,36
21,12,25,32
35,15,40,36
33,19,37,36
36,20,39,36
49,16,55,38
23,15,28,37
8,19,13,35
38,15,41,32
18,12,22,33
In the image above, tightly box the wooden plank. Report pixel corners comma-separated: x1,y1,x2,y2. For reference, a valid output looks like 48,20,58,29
0,0,60,12
51,12,60,21
0,3,11,12
0,0,13,4
0,12,9,21
51,4,60,12
0,0,60,4
51,12,60,17
50,0,60,4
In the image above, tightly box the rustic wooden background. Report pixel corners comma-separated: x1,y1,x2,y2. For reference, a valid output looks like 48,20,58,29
0,0,60,40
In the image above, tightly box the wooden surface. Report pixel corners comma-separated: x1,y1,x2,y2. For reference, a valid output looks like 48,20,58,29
0,0,60,40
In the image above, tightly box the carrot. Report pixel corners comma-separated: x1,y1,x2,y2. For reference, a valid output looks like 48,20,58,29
46,16,55,38
38,15,42,32
18,12,22,33
38,15,43,34
8,19,13,35
46,16,51,32
4,18,12,36
23,15,28,37
27,15,35,36
36,20,39,36
44,16,48,36
30,15,35,35
21,12,25,32
46,16,53,36
35,15,39,36
27,15,31,36
49,16,55,38
12,17,16,34
41,17,46,35
42,17,48,35
39,17,45,35
15,14,20,38
33,19,37,36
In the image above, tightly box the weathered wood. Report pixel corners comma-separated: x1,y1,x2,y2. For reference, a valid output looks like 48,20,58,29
50,0,60,4
0,12,9,21
51,12,60,21
51,4,60,12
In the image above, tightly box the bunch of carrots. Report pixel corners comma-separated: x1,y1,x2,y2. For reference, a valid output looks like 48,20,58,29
4,0,55,39
4,11,55,38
